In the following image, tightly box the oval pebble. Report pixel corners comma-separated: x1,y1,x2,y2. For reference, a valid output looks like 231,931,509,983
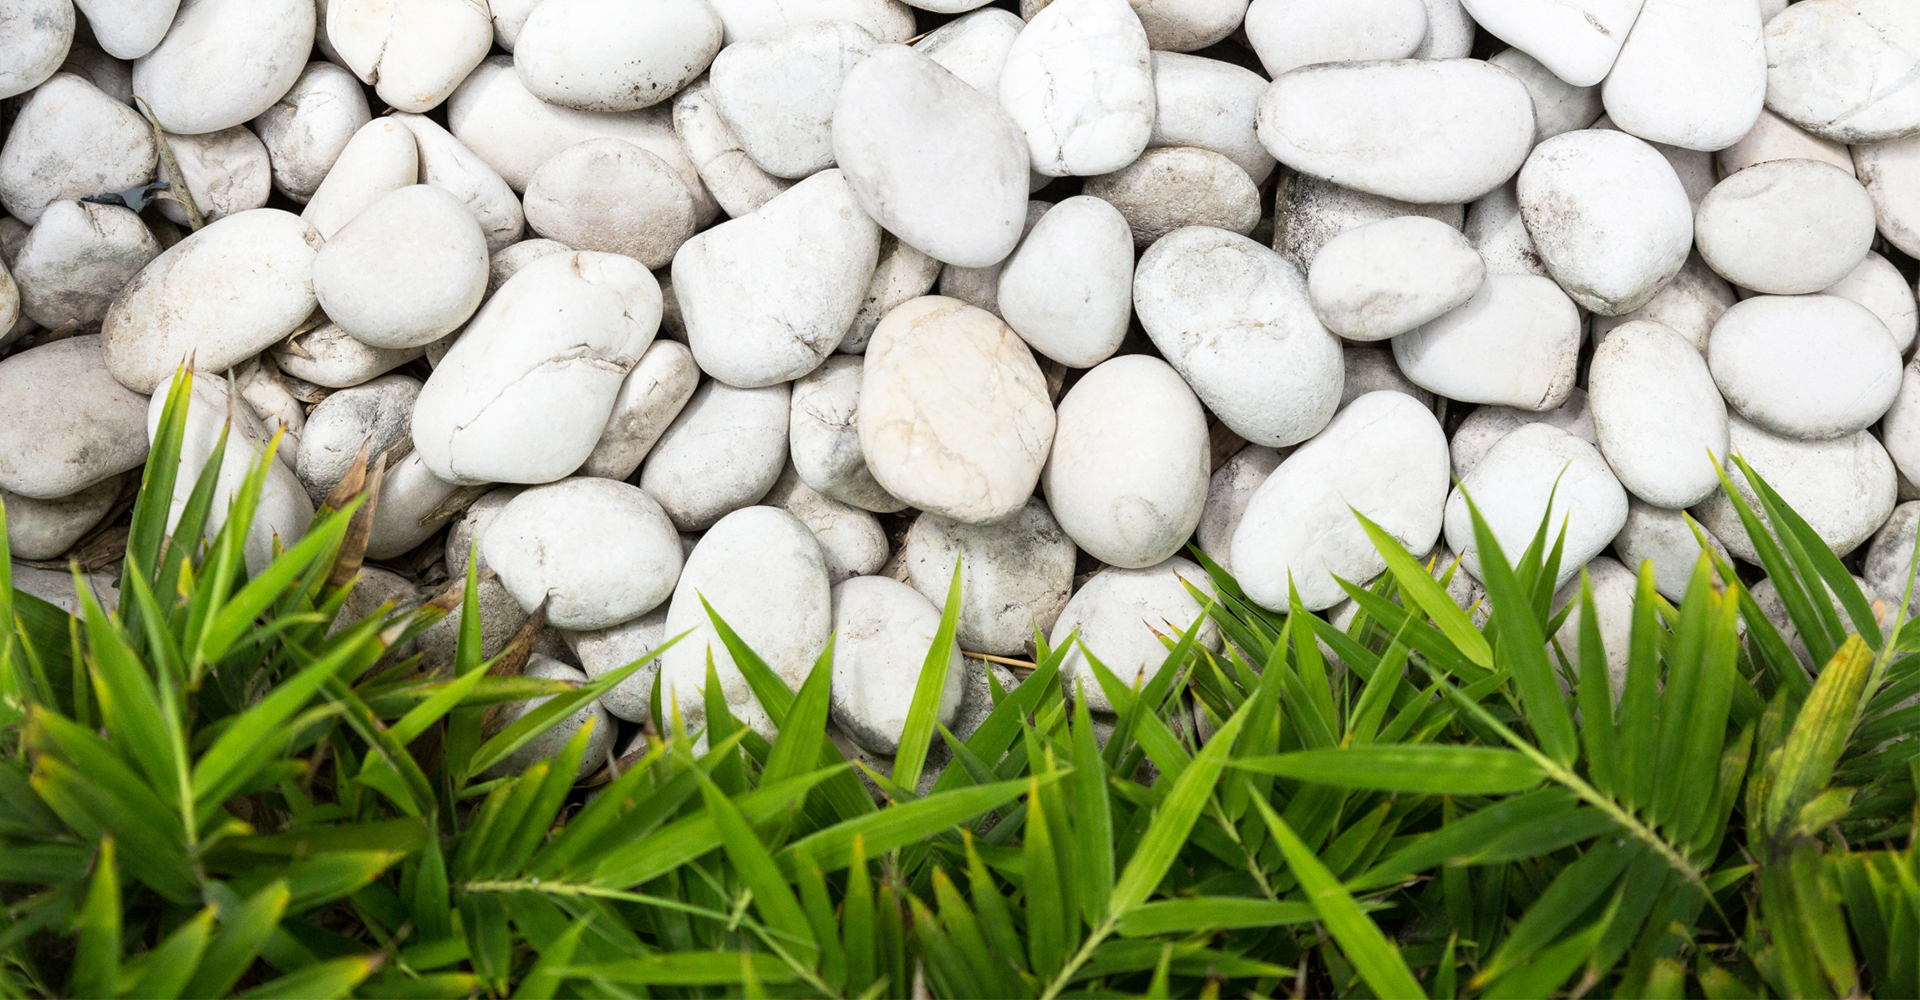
1762,0,1920,143
710,20,876,179
1393,273,1582,411
514,0,722,112
274,322,424,388
997,0,1154,178
1517,129,1693,315
1694,158,1877,294
12,200,159,330
903,497,1076,657
638,380,790,531
1600,0,1766,152
525,138,697,269
313,185,489,350
0,73,155,225
1692,414,1896,561
829,576,965,754
132,0,312,133
1273,171,1465,272
1707,294,1901,441
1587,320,1729,508
1244,0,1428,78
300,118,420,241
996,196,1134,368
250,61,372,204
0,336,150,500
294,374,420,503
1444,422,1629,590
1051,558,1218,713
1450,389,1596,480
1307,216,1485,342
327,0,492,114
1147,51,1274,183
1082,146,1260,248
0,0,75,99
1458,0,1641,87
483,477,683,630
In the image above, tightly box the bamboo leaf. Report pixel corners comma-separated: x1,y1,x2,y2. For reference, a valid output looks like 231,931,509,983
1767,636,1874,834
236,956,379,999
1070,681,1114,927
184,881,292,998
126,906,215,1000
894,559,963,791
1232,745,1544,795
70,837,119,1000
1460,487,1579,766
1024,773,1067,979
1117,898,1332,937
1355,509,1494,670
780,774,1047,875
697,772,819,966
1109,697,1249,916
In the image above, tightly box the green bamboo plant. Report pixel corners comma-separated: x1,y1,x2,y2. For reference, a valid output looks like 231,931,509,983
1,368,1915,998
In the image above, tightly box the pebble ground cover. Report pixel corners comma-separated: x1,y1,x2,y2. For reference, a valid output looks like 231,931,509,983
3,0,1920,996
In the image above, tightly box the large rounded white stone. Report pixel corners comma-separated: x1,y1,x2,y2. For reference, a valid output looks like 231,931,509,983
2,475,121,561
101,209,322,394
132,0,313,133
313,185,489,350
1600,0,1765,152
1588,320,1729,508
1763,0,1920,143
1707,295,1901,442
0,73,155,224
710,20,876,179
1051,558,1218,713
524,138,697,269
659,506,832,737
251,61,372,204
829,575,965,754
1043,356,1209,569
1393,273,1581,411
483,478,683,630
1256,58,1535,205
1307,216,1485,342
412,252,661,485
299,118,420,241
638,380,790,531
1233,391,1450,611
1444,423,1629,590
11,200,159,330
328,0,492,114
1147,52,1273,183
1694,159,1877,294
996,196,1133,369
0,336,149,500
1458,0,1643,87
514,0,722,112
903,497,1076,657
1244,0,1428,78
0,0,74,99
1854,134,1920,260
858,296,1055,525
998,0,1154,178
1135,227,1343,447
833,45,1029,268
1516,129,1693,316
1691,415,1896,562
675,169,880,388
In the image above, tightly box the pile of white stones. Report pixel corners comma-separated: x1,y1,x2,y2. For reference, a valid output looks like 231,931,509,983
4,0,1920,779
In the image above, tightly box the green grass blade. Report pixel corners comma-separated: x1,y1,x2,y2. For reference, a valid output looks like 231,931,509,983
1231,745,1544,794
894,560,964,791
1109,697,1249,916
780,774,1045,874
1070,681,1114,926
1355,509,1494,670
1461,487,1579,766
1767,635,1875,834
762,637,833,787
196,501,358,665
1476,838,1639,985
183,881,292,998
696,772,819,966
126,906,215,1000
1023,773,1067,978
1573,570,1620,796
1116,898,1328,936
236,956,378,999
844,835,875,994
69,837,120,1000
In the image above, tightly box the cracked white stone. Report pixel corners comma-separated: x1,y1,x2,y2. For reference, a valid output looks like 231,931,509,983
998,0,1154,178
671,77,792,220
1083,146,1260,248
829,575,965,754
412,251,661,485
102,209,323,394
1694,158,1876,295
903,496,1075,657
1244,0,1428,78
1135,227,1343,448
11,200,159,330
1307,216,1484,343
1147,51,1274,184
1051,557,1218,714
580,339,700,481
0,0,74,99
515,0,723,112
858,296,1055,524
328,0,492,114
1458,0,1644,88
1394,273,1581,412
1043,355,1209,568
1256,59,1535,206
1692,414,1895,562
0,73,156,225
392,112,525,253
711,20,877,180
764,463,889,584
484,477,684,630
913,7,1022,93
314,185,489,350
1602,0,1765,152
833,44,1030,268
1518,129,1693,316
789,355,906,513
300,118,419,241
676,169,879,387
638,379,789,531
525,138,698,270
1588,320,1729,508
1707,295,1901,442
1763,0,1920,144
996,196,1133,369
1445,423,1628,590
0,336,149,500
132,0,313,133
251,61,373,204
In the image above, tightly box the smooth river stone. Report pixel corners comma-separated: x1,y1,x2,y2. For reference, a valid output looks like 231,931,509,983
1589,251,1734,353
998,0,1153,178
1274,172,1465,272
524,138,697,269
658,506,832,738
312,185,489,350
1488,48,1601,145
514,0,722,112
1614,498,1732,602
1307,216,1485,342
858,296,1055,524
0,73,156,225
75,0,174,60
1601,0,1765,152
251,61,373,204
914,7,1022,94
763,465,888,583
101,209,322,394
1458,0,1644,87
1762,0,1920,144
1444,423,1629,590
1588,320,1729,508
789,355,904,512
1517,129,1693,316
0,336,149,500
0,0,74,99
671,77,792,220
676,170,880,387
903,496,1076,656
580,339,699,481
1243,0,1428,78
11,200,159,330
1232,390,1450,611
1707,295,1901,442
833,45,1030,268
328,0,492,114
132,0,313,133
1464,181,1545,277
299,119,420,241
638,380,789,531
392,112,525,253
294,374,418,503
1256,58,1534,205
1824,252,1918,355
275,322,424,388
705,0,914,45
1694,159,1876,294
1691,415,1896,562
1717,108,1855,179
829,576,966,754
1148,52,1274,183
1050,557,1219,713
1854,133,1920,260
1450,389,1596,480
2,475,121,561
1082,146,1260,248
996,196,1134,369
483,477,683,630
1043,356,1208,568
1128,0,1247,51
1135,227,1343,447
1393,273,1581,411
1196,445,1282,575
413,252,661,484
711,20,876,179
